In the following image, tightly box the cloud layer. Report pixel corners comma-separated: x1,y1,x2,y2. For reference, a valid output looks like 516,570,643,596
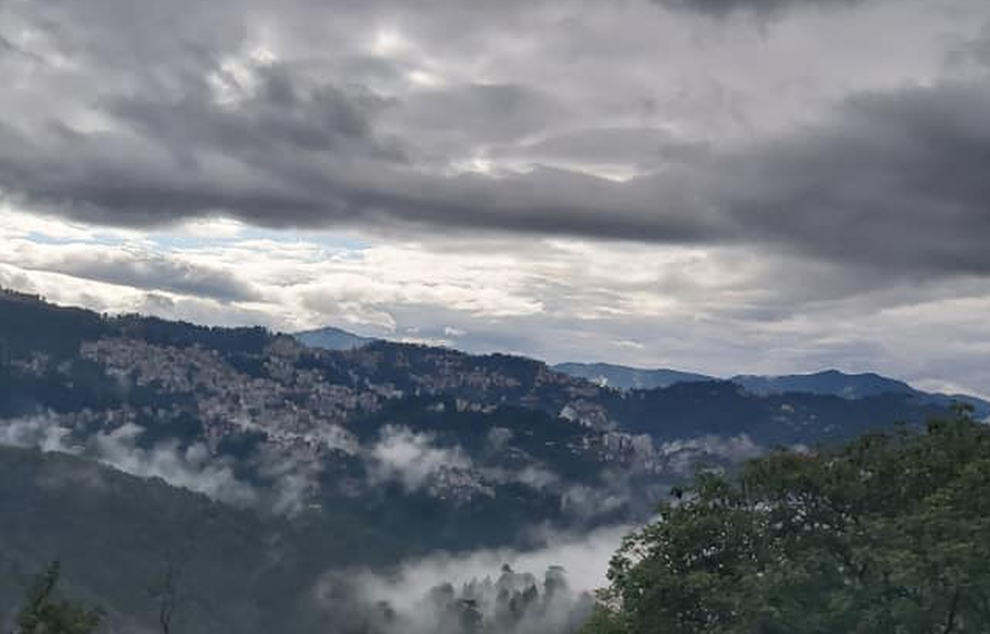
314,524,631,633
1,0,989,395
1,0,987,271
0,414,258,505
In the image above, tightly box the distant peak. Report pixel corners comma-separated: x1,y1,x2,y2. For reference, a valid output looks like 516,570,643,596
294,326,377,351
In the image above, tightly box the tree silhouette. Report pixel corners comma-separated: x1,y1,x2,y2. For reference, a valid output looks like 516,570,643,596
13,561,103,634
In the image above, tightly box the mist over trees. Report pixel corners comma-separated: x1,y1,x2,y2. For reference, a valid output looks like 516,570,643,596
4,291,990,633
582,407,990,633
316,563,594,634
14,410,989,634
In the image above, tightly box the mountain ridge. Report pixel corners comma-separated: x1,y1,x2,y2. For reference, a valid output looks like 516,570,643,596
551,362,713,390
1,288,984,633
553,361,989,417
294,325,378,351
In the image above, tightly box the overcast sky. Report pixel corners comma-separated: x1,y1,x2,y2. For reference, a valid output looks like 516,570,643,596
1,0,989,396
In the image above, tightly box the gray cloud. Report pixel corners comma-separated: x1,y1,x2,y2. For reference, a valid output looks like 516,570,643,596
10,249,259,301
0,0,987,278
654,0,862,16
3,72,989,277
109,63,404,162
712,82,990,274
498,127,708,170
0,121,712,241
397,82,568,150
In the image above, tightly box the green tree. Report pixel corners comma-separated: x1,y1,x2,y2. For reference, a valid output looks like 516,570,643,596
583,408,990,633
13,562,103,634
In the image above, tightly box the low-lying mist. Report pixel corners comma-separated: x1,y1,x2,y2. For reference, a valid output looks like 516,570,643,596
312,524,631,634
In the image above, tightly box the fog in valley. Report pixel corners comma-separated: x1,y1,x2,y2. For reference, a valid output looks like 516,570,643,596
313,525,630,634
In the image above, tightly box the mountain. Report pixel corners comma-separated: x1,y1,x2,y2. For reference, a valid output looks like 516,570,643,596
729,369,916,398
730,370,990,418
551,362,713,390
553,362,989,418
294,325,377,350
0,288,982,633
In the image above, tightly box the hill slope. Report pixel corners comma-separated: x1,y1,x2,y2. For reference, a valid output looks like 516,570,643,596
552,362,713,390
0,289,981,632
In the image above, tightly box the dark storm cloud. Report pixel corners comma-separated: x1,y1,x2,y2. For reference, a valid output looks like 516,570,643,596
1,0,988,277
495,127,709,170
0,33,43,62
654,0,861,16
14,250,259,302
398,82,568,146
0,94,717,240
110,64,403,161
956,25,990,68
5,74,989,276
711,82,990,274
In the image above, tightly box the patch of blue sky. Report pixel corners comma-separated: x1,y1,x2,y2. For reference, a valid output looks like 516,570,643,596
25,231,128,246
150,226,371,252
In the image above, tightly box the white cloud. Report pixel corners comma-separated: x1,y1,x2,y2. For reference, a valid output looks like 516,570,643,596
0,413,81,454
368,424,474,493
660,434,764,474
91,423,258,506
255,446,325,516
4,225,990,400
0,415,258,507
315,523,633,633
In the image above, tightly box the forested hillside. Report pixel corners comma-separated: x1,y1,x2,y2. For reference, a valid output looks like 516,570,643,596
1,289,981,633
582,408,990,633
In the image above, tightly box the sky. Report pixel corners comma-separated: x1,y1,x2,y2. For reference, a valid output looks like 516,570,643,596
1,0,989,397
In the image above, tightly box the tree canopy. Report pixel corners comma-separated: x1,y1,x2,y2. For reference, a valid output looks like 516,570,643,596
12,562,103,634
584,408,990,633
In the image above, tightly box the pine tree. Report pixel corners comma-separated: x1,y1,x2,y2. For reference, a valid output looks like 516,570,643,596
14,562,103,634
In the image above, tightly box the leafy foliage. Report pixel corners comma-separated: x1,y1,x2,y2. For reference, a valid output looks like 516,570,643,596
13,561,103,634
584,408,990,633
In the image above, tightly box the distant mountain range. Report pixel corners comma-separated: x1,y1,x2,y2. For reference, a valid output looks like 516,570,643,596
1,290,986,632
551,362,713,390
553,363,989,418
295,331,987,418
294,325,378,350
730,369,915,398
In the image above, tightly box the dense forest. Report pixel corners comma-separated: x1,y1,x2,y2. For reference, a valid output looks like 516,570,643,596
5,408,988,633
582,407,990,633
3,291,988,632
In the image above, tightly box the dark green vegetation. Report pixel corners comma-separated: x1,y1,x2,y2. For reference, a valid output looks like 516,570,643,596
583,408,990,633
10,562,103,634
2,288,986,633
0,446,405,634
